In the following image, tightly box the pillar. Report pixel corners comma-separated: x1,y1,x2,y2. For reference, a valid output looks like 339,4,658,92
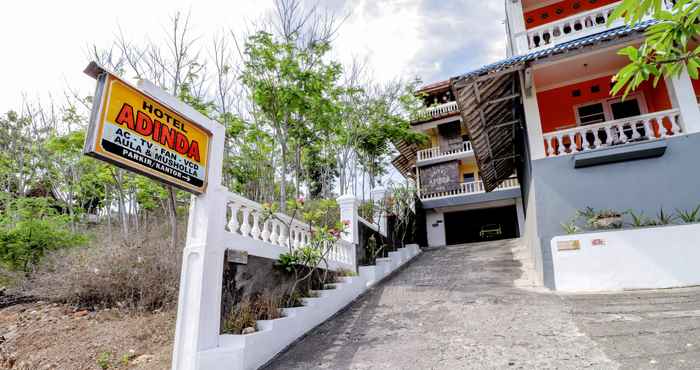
137,80,228,370
337,193,359,245
521,69,546,160
665,67,700,134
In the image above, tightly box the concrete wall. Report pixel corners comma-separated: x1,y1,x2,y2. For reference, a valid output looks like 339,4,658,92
551,223,700,291
426,211,446,247
531,133,700,288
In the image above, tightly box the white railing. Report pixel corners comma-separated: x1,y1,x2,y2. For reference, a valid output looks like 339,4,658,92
414,101,459,121
543,109,682,157
225,192,355,269
419,178,520,200
417,141,473,162
513,2,621,53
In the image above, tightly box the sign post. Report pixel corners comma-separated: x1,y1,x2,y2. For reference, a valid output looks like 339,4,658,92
84,63,228,370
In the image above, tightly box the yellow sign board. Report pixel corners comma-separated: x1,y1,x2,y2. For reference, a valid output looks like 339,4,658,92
85,68,211,194
557,240,581,251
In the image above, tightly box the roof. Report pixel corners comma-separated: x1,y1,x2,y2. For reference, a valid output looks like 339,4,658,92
455,20,655,80
416,80,451,94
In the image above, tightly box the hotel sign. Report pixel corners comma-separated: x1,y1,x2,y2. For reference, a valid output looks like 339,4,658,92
84,65,211,194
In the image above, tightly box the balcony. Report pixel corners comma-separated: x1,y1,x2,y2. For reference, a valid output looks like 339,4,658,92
513,2,621,54
543,109,683,157
419,178,521,201
416,141,473,165
413,101,460,123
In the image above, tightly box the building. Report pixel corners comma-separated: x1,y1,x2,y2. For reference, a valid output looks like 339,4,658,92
393,0,700,289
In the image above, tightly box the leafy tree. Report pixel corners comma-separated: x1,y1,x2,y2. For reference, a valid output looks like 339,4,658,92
610,0,700,96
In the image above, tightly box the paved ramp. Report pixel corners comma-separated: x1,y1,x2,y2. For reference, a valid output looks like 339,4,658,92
264,239,700,369
264,240,614,369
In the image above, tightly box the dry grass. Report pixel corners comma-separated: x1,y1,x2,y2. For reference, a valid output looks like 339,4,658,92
25,224,182,312
221,289,284,334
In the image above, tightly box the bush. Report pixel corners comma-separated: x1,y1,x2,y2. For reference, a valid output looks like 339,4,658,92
0,197,86,272
25,224,181,311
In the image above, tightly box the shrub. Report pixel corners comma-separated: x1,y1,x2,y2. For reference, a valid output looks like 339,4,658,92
676,205,700,224
25,224,181,311
0,197,86,272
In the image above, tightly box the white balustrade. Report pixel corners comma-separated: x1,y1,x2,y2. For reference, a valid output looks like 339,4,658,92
417,141,473,162
419,178,520,200
542,109,682,157
513,2,621,53
414,101,460,121
225,192,355,270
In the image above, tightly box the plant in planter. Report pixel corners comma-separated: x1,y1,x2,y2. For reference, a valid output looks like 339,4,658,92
261,198,347,308
579,207,624,229
648,208,676,226
561,218,581,234
676,205,700,224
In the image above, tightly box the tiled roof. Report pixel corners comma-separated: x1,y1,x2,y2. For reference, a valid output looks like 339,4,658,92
454,20,656,80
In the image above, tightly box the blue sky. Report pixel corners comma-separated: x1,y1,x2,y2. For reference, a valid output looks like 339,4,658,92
0,0,507,112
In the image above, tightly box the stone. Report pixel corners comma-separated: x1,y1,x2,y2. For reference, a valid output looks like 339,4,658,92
241,327,256,335
73,310,89,318
132,354,154,365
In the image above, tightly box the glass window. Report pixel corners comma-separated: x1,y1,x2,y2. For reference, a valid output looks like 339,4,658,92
577,103,606,125
463,173,475,183
610,99,641,120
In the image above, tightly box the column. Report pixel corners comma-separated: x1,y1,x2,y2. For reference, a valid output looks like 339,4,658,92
337,193,359,245
515,197,526,238
665,67,700,134
521,69,546,160
137,80,228,370
506,0,528,55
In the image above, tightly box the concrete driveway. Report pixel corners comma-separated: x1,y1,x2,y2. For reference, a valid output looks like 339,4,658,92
264,240,700,369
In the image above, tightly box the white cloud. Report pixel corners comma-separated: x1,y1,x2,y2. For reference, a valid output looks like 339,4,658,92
0,0,508,112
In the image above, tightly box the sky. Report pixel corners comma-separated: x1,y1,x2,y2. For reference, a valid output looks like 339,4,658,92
0,0,507,113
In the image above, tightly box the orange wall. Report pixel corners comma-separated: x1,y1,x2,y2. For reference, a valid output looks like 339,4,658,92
536,75,672,133
524,0,619,29
693,78,700,100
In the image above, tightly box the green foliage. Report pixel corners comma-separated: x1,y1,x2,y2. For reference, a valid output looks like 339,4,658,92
0,197,86,272
627,210,652,227
561,219,581,234
96,351,112,369
676,205,700,223
652,207,676,225
610,0,700,97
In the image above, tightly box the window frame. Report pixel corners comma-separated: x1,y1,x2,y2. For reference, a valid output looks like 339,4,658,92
573,92,647,126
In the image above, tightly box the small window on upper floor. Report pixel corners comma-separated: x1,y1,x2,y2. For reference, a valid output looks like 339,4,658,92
576,103,606,125
463,173,475,183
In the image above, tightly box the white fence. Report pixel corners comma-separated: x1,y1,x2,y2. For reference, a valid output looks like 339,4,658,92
414,101,459,121
513,2,621,53
417,141,473,162
419,178,520,200
543,109,682,157
225,192,356,271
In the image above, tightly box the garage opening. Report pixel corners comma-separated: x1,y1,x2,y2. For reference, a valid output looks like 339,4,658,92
444,205,519,245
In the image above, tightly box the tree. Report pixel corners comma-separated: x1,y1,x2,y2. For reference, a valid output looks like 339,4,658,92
239,31,342,211
610,0,700,97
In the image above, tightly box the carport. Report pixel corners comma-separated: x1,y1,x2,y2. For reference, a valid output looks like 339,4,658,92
444,205,519,245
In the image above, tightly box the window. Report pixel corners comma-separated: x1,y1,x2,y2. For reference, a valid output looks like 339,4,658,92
463,173,475,183
577,103,606,125
575,93,647,126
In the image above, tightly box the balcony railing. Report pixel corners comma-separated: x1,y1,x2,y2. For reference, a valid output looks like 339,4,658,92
419,178,520,200
417,141,473,163
513,2,621,53
543,109,682,157
414,101,460,122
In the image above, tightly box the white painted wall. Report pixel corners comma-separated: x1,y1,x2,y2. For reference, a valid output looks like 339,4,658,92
198,244,422,370
426,211,446,247
551,223,700,292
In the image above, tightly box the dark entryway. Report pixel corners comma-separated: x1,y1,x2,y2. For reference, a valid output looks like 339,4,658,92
444,206,519,245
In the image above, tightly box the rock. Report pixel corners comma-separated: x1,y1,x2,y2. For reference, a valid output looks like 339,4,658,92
73,310,89,318
132,354,154,365
242,327,256,335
